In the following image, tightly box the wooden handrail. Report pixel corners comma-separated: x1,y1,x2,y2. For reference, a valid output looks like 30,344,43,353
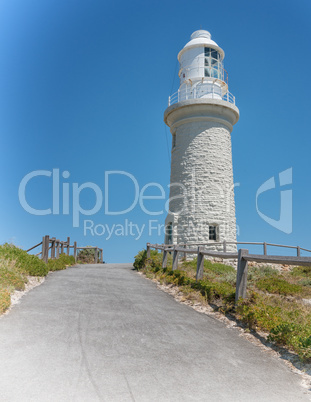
149,241,311,255
27,236,104,264
146,242,311,303
201,250,238,259
243,254,311,266
26,242,42,253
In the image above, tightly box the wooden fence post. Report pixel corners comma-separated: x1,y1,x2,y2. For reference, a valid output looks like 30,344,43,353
263,242,267,256
56,240,60,259
74,242,77,262
95,247,98,264
183,244,187,260
235,249,249,303
41,236,46,262
297,246,301,257
147,243,151,259
196,247,205,281
162,249,168,269
60,242,64,254
45,235,50,262
172,247,179,271
45,235,50,261
66,237,70,255
42,235,49,264
46,235,50,262
51,238,56,259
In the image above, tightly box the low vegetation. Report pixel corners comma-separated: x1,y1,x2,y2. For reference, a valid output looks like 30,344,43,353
134,249,311,361
77,247,100,264
0,243,75,314
47,254,76,271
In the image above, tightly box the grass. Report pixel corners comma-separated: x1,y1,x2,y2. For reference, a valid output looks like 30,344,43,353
0,243,48,277
134,249,311,361
0,289,10,314
47,254,76,271
256,277,304,296
237,293,311,360
0,244,76,314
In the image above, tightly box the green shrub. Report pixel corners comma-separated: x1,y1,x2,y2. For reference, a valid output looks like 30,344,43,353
237,292,284,331
268,323,299,345
216,270,237,285
203,259,235,275
134,249,171,270
0,244,76,316
236,292,311,360
247,265,279,282
293,335,311,360
77,247,100,264
0,289,10,314
143,263,235,305
291,266,311,277
181,259,197,269
133,249,147,269
181,258,235,283
197,280,235,303
298,278,311,286
256,277,303,296
181,258,235,274
0,244,48,276
0,268,25,291
268,323,311,360
146,250,166,269
47,254,75,271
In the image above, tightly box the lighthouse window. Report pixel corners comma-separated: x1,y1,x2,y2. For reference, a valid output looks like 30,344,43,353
209,225,217,241
172,134,176,149
204,47,221,79
204,47,211,56
204,68,211,77
211,68,219,78
211,50,219,60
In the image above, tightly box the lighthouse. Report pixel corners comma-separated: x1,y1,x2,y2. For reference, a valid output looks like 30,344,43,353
164,30,239,251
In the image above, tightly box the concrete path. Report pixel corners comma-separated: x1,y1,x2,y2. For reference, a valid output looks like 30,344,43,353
0,264,309,402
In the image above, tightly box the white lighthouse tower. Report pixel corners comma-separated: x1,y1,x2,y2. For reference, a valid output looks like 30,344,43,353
164,30,239,251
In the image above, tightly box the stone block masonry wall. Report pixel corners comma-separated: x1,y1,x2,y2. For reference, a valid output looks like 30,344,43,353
164,99,239,252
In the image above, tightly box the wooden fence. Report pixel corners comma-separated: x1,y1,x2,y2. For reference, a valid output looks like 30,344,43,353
27,235,103,264
146,241,311,303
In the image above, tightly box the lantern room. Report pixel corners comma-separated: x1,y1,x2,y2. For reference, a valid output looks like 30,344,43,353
168,30,235,105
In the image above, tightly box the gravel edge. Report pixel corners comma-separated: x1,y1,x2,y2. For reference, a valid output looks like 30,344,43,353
1,275,45,317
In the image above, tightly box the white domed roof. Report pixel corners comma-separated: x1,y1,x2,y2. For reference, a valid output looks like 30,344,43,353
178,29,225,60
191,30,212,40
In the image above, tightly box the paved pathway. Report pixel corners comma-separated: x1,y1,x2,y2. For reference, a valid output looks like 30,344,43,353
0,264,309,401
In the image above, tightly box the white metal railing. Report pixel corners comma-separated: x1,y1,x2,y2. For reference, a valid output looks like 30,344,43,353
168,86,235,106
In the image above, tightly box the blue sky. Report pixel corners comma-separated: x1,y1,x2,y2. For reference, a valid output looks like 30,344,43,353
0,0,310,262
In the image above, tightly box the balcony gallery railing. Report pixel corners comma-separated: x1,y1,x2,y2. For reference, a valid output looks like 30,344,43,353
168,85,236,106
